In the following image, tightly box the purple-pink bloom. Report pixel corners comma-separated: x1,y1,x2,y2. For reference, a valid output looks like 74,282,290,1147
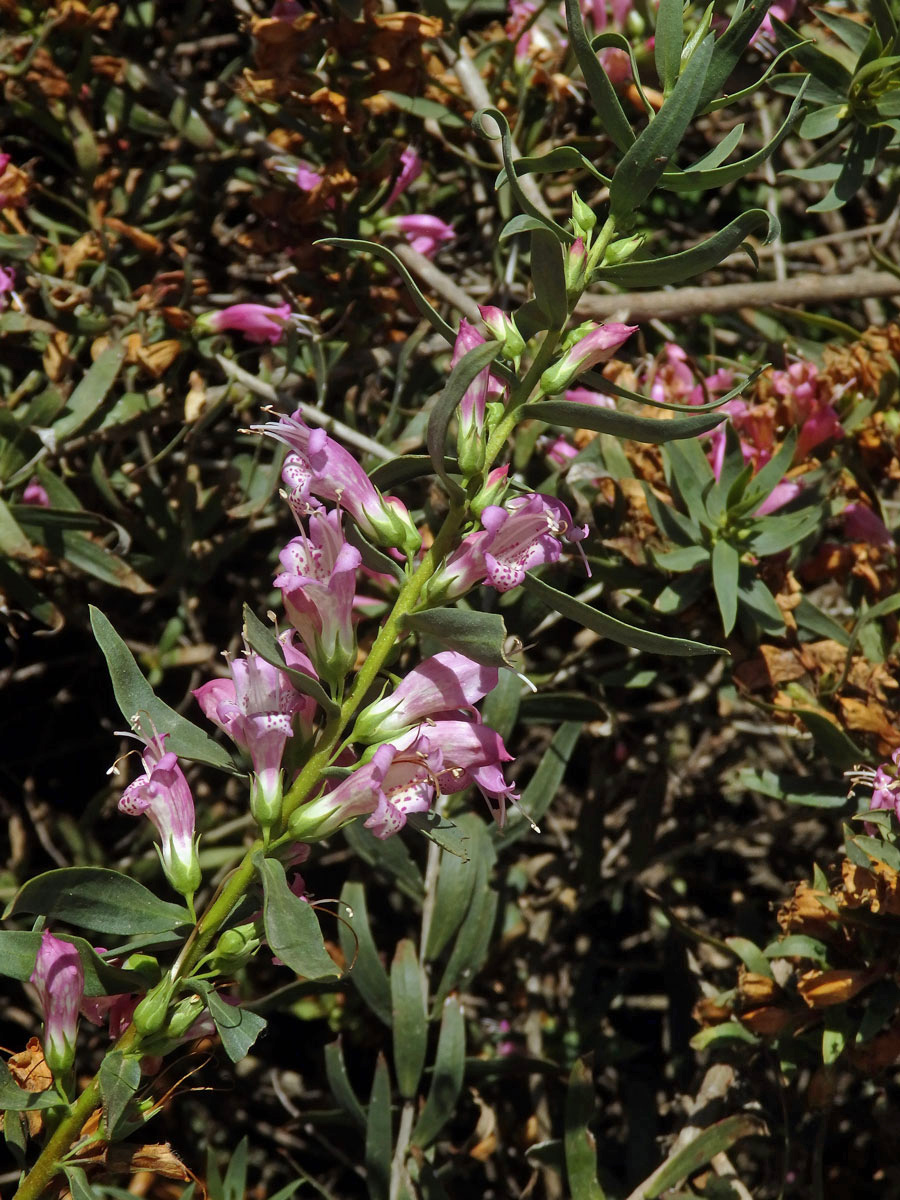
194,644,316,827
118,732,201,900
254,413,421,554
540,322,638,394
384,214,455,259
22,477,50,507
755,479,802,516
31,931,84,1075
354,651,500,742
844,502,895,546
384,146,424,210
275,508,362,686
0,264,15,311
295,162,324,191
200,302,293,345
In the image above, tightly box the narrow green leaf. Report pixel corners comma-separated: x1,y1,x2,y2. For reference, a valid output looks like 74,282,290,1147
369,454,458,491
325,1038,367,1129
425,814,484,958
712,538,740,634
426,341,502,492
738,428,797,510
338,880,392,1025
5,867,189,934
748,506,825,556
735,767,848,809
563,0,636,151
531,227,569,326
765,934,829,964
495,145,611,189
402,607,513,668
595,209,778,286
223,1135,249,1200
652,544,709,571
0,496,36,559
522,573,727,657
344,819,425,901
664,434,715,517
500,213,562,242
206,989,267,1063
406,812,471,859
642,482,702,544
565,1058,605,1200
319,238,456,345
378,91,466,127
523,399,725,443
696,0,775,110
724,936,773,977
98,1052,142,1137
772,15,854,94
391,939,429,1099
0,930,145,996
655,0,684,94
434,832,498,1006
256,854,341,980
53,343,126,441
412,996,466,1148
242,604,339,716
788,707,864,770
15,510,152,594
62,1166,98,1200
90,606,237,773
365,1055,392,1200
500,722,582,845
690,1021,759,1049
610,35,715,224
473,108,572,241
640,1115,766,1198
581,365,765,415
793,596,850,647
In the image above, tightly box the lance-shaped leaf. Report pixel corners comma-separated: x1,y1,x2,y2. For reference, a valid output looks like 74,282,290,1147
565,1057,605,1200
412,996,466,1148
98,1051,142,1138
242,604,339,716
522,573,726,657
523,399,725,443
365,1055,392,1200
319,237,456,346
203,985,267,1063
90,606,238,773
255,854,341,980
655,0,684,94
638,1114,767,1198
712,539,740,635
695,0,776,111
369,454,459,491
594,209,778,286
425,813,486,959
495,145,611,189
5,867,190,934
772,15,854,94
325,1038,367,1129
392,939,429,1099
338,880,392,1025
531,227,569,327
402,607,514,669
0,930,146,997
497,721,582,847
609,35,715,225
426,340,502,492
563,0,635,151
53,342,126,441
580,364,765,414
472,108,572,241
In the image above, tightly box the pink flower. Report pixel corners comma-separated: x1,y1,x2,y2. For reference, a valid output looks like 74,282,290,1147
354,651,500,741
0,264,15,312
22,477,50,507
384,146,424,210
755,480,802,516
194,643,316,827
506,0,538,57
564,387,615,409
275,508,362,687
295,162,324,191
540,322,638,394
31,931,84,1076
198,302,294,345
254,413,421,555
844,502,894,546
384,214,455,259
118,731,200,901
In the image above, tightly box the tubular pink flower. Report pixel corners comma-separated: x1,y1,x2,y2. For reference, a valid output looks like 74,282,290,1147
506,0,538,56
194,645,316,826
254,413,421,554
22,477,50,507
755,480,802,516
384,146,424,210
295,162,324,190
0,264,14,311
200,302,293,345
844,502,894,546
478,305,526,358
118,732,200,900
354,651,500,742
275,509,362,687
540,322,638,394
31,931,84,1075
384,214,455,259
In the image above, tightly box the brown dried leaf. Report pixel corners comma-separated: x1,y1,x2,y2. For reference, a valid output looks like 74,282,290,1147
797,967,875,1008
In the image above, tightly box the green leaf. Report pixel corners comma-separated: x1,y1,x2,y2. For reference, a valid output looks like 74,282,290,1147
736,573,785,636
523,399,725,443
0,1062,62,1111
563,0,636,151
712,539,740,635
378,91,466,127
338,880,392,1025
734,767,848,809
793,596,850,647
255,854,341,980
738,428,798,511
98,1052,142,1137
522,573,727,658
595,209,778,287
325,1038,367,1129
5,867,190,934
664,434,715,517
808,125,885,212
789,706,866,770
724,936,773,977
426,340,502,493
53,343,126,441
412,996,466,1148
500,722,582,845
90,606,237,773
652,544,709,571
205,989,267,1063
391,939,429,1099
772,15,854,95
643,483,702,545
565,1058,605,1200
223,1135,249,1200
765,934,830,965
655,0,684,94
434,828,498,1006
696,0,775,110
62,1166,100,1200
495,146,611,189
319,238,456,345
531,227,569,326
473,108,572,241
748,506,825,556
0,930,146,996
406,812,471,859
15,508,153,595
242,604,339,716
425,814,484,959
369,454,457,491
581,363,765,415
639,1115,766,1198
403,606,513,668
365,1055,392,1200
610,35,715,224
344,819,425,901
690,1020,759,1049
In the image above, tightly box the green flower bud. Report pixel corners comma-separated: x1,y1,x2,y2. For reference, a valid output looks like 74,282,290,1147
133,976,176,1038
571,192,597,240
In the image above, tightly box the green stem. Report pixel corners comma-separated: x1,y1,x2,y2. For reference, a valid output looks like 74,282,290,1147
483,329,562,473
14,1081,100,1200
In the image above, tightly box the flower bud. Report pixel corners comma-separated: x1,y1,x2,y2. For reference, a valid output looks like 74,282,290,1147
564,237,588,297
470,465,510,519
133,976,176,1038
251,770,283,833
478,306,526,359
571,192,596,239
31,932,84,1077
602,234,644,266
211,924,262,971
539,322,638,395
